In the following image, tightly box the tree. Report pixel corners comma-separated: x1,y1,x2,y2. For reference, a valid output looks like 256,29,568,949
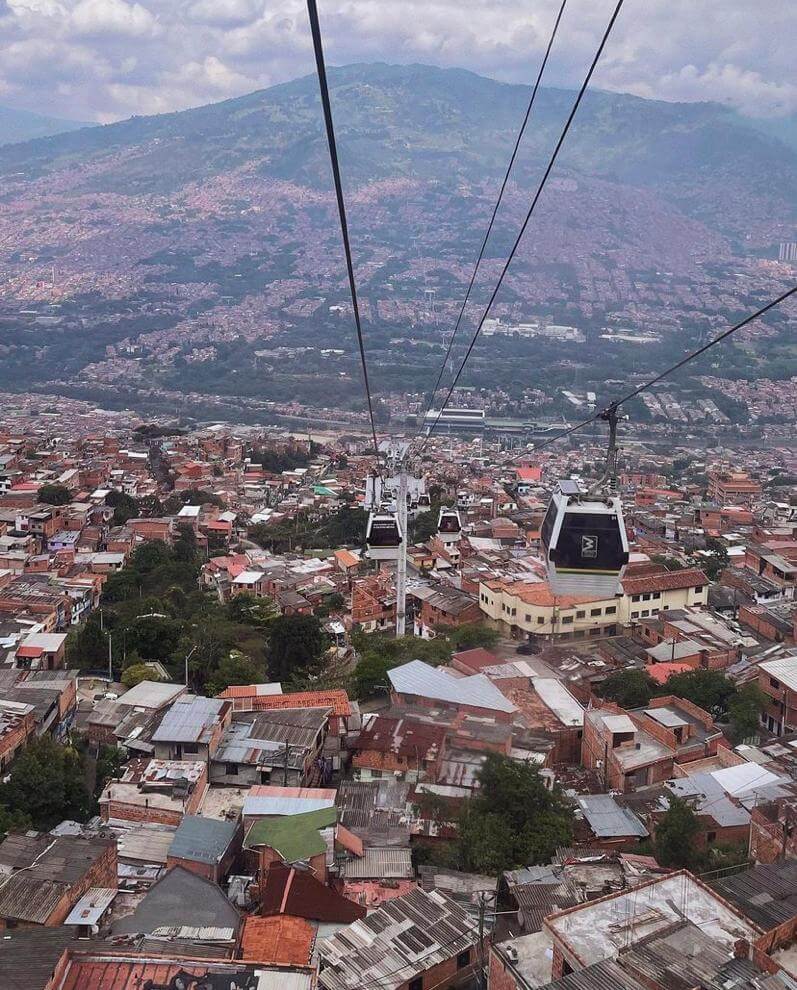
728,683,766,743
37,483,71,505
457,807,517,874
0,803,31,840
173,523,199,564
701,537,729,581
127,615,183,663
121,663,162,689
655,797,701,869
661,669,736,719
106,490,140,526
599,669,655,709
137,494,164,517
0,736,93,830
163,488,225,513
65,618,108,671
226,592,279,627
453,754,574,873
448,623,500,651
267,614,328,683
207,649,263,696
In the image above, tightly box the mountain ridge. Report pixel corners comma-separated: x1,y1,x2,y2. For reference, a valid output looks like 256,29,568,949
0,104,90,146
0,62,794,231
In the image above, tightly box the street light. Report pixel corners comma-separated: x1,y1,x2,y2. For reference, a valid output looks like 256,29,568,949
184,645,198,689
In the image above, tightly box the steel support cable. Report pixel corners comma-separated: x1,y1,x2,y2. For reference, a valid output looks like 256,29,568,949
518,283,797,457
307,0,383,468
418,0,627,454
417,0,569,440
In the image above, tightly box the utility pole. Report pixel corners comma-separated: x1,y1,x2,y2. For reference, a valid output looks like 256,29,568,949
184,645,198,689
477,891,487,990
107,631,113,682
395,455,408,637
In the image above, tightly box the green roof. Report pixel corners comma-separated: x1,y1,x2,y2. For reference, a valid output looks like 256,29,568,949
313,485,336,496
244,806,337,863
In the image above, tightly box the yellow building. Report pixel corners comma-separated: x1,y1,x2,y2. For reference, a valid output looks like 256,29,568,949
479,566,709,641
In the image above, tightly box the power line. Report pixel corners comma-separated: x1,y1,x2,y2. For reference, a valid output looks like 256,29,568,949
519,284,797,457
306,0,382,467
419,0,568,435
418,0,626,454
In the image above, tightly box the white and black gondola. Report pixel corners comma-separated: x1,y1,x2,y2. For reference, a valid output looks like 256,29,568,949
366,511,404,561
540,480,629,596
437,507,462,544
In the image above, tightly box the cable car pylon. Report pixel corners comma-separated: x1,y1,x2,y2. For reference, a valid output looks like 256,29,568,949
364,442,411,637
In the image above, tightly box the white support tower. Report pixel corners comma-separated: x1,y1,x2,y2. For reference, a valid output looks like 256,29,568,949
379,440,411,638
395,462,408,636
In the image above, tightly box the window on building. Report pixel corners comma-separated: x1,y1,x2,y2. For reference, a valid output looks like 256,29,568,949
707,831,716,843
457,950,471,969
525,614,531,623
631,612,639,620
562,616,573,625
225,763,238,776
694,586,703,593
511,608,516,617
590,608,601,617
537,616,545,625
641,610,650,618
182,743,199,754
409,978,424,990
770,678,781,689
576,610,585,619
605,606,617,615
632,594,641,603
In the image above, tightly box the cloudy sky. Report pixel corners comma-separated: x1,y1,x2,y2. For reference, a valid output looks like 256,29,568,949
0,0,794,124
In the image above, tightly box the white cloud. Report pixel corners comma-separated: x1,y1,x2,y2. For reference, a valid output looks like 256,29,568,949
70,0,157,38
0,0,794,124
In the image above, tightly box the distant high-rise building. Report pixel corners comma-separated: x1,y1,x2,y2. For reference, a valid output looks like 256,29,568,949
778,241,797,262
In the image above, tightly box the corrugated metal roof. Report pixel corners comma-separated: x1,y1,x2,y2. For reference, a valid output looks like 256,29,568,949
0,875,66,924
63,887,117,926
318,888,475,990
532,678,584,727
340,847,413,880
709,862,797,931
388,660,515,713
576,794,648,838
243,794,335,817
543,959,644,989
168,815,238,865
151,695,226,744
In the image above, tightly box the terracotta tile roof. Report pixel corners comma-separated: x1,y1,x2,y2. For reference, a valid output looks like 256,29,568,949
622,567,709,596
334,549,361,569
645,662,694,685
221,688,352,717
451,647,501,671
487,580,599,608
239,914,315,966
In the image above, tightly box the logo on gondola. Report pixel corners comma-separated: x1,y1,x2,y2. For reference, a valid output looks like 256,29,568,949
581,535,598,558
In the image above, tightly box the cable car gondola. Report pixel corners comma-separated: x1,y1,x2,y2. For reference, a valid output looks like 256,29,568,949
417,493,431,509
366,511,403,561
540,480,628,596
437,507,462,544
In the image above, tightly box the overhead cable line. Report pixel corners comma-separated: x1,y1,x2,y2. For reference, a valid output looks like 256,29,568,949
417,0,626,455
306,0,382,467
419,0,568,433
519,284,797,456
